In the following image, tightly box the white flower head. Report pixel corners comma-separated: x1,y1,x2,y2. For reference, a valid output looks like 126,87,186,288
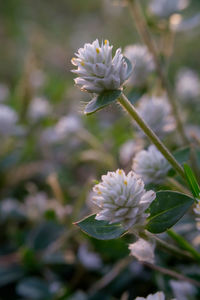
55,115,81,139
124,44,155,87
119,139,144,165
71,39,130,94
149,0,189,19
133,145,170,185
170,280,197,300
92,169,156,230
135,291,166,300
0,104,18,136
28,97,51,121
176,68,200,103
136,95,174,138
129,238,155,264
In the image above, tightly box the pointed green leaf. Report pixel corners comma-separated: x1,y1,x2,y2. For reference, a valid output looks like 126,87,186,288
184,163,200,199
127,87,146,105
146,191,194,234
75,214,127,240
84,89,121,115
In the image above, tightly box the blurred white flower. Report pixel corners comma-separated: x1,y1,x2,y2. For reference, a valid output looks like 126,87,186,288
0,83,9,102
71,39,129,93
119,139,144,165
135,291,166,300
0,104,18,136
149,0,189,19
170,280,197,300
0,198,24,220
55,115,81,139
175,68,200,103
136,95,174,138
24,192,70,222
124,44,154,87
92,169,156,230
78,244,102,270
193,200,200,231
40,127,61,145
129,238,155,264
28,97,51,121
132,145,170,185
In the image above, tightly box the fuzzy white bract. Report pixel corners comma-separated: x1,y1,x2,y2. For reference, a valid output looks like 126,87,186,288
136,95,174,138
129,238,155,264
135,291,166,300
176,68,200,103
149,0,189,18
92,169,156,230
133,145,170,185
71,39,129,94
124,44,154,87
0,104,18,136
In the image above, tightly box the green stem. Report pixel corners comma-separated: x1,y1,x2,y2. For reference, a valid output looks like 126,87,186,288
118,93,185,179
167,229,200,264
126,0,189,145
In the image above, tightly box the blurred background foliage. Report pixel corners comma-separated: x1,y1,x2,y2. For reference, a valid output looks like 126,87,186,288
0,0,200,299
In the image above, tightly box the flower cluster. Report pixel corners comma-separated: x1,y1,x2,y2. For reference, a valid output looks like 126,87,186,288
133,145,170,184
92,169,156,230
71,39,129,94
124,44,155,87
136,95,174,138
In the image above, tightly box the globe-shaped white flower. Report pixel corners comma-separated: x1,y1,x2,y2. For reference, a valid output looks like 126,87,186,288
135,291,166,300
129,238,155,264
124,44,154,87
175,68,200,103
133,145,170,185
0,104,18,136
92,169,156,230
136,95,174,138
149,0,189,19
71,39,129,94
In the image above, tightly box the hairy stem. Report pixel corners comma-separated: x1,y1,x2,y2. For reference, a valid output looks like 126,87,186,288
118,93,185,179
126,0,189,144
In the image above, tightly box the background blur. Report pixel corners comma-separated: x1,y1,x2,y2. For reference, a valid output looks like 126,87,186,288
0,0,200,299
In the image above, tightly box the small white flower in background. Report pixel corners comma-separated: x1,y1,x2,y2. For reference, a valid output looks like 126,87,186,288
71,39,129,94
0,104,18,136
193,200,200,231
28,97,51,121
135,291,166,300
136,95,174,138
133,145,170,185
170,280,197,300
0,198,24,220
55,115,81,139
78,244,102,270
92,169,156,230
129,238,155,264
0,83,9,102
175,68,200,103
124,44,155,87
40,127,61,145
119,139,144,165
149,0,189,19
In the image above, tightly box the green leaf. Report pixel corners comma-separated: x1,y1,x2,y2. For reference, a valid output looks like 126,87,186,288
146,191,194,234
123,56,133,79
173,147,190,165
75,214,127,240
183,163,200,199
84,90,121,115
16,277,52,300
0,265,25,287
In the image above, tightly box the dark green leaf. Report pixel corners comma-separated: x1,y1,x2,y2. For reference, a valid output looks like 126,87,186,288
184,163,200,199
84,90,121,115
16,277,52,300
0,265,24,287
127,88,146,105
146,191,194,233
75,214,127,240
173,147,190,165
